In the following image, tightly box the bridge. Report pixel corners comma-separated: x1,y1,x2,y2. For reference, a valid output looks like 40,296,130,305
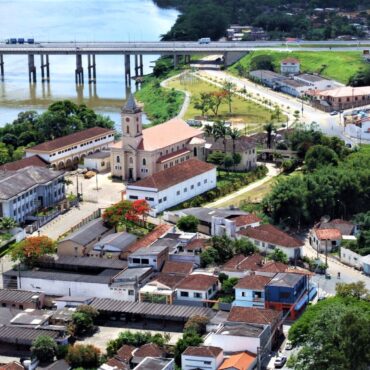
0,40,369,85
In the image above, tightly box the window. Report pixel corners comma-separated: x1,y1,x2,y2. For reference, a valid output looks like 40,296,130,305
242,292,246,297
132,258,141,264
191,185,194,190
159,199,162,204
128,290,134,296
126,126,130,134
142,158,146,166
141,258,149,264
180,291,189,297
193,147,197,157
129,157,133,164
129,195,138,200
163,197,167,201
194,292,202,298
204,179,207,184
197,182,201,186
184,187,187,192
176,190,180,195
116,156,120,163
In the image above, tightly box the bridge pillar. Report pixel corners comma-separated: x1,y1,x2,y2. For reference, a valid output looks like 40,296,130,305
125,54,131,86
184,55,191,64
139,54,143,76
75,54,84,85
40,54,50,83
88,54,96,84
0,54,4,80
28,54,36,84
173,54,180,68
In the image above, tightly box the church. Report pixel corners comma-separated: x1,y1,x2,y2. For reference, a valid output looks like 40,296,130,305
110,95,206,181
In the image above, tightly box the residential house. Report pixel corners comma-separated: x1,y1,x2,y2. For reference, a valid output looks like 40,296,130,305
134,357,174,370
211,213,261,238
0,289,45,310
278,78,310,97
57,218,112,257
205,136,257,172
219,352,257,370
176,274,219,306
162,260,193,276
0,362,24,370
233,274,272,308
128,245,169,271
169,237,209,266
221,254,264,278
132,343,165,366
115,344,135,365
249,70,284,88
0,155,48,171
237,224,304,259
256,261,289,277
126,159,217,217
203,322,270,355
25,126,115,170
280,58,300,75
90,232,137,259
310,228,342,253
0,166,65,224
102,358,129,370
265,273,308,320
294,73,339,90
181,346,223,370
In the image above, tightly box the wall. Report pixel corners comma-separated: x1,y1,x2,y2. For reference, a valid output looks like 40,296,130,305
234,288,265,308
340,246,362,269
265,275,307,304
84,157,110,172
182,352,223,370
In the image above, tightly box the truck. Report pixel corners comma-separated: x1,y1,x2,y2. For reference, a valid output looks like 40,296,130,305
17,38,25,44
27,38,34,44
198,37,211,44
6,38,17,44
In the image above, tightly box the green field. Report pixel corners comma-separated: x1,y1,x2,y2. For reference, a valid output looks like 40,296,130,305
167,74,282,127
229,50,367,84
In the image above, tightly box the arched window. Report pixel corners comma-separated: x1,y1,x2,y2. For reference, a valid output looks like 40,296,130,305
126,126,130,134
137,124,140,133
129,157,133,164
116,156,120,163
142,158,146,166
193,147,198,157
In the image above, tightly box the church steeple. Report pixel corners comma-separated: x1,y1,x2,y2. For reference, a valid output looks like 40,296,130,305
121,94,143,138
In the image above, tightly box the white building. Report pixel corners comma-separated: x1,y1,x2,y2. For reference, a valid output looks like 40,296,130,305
83,151,111,172
310,228,342,253
126,159,216,217
212,214,261,238
237,224,304,259
25,127,115,170
340,245,363,269
280,58,300,75
294,73,340,91
182,346,223,370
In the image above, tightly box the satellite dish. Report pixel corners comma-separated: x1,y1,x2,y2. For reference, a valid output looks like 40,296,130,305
320,215,330,223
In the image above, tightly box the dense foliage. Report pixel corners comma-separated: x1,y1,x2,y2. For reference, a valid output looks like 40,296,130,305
176,215,199,232
31,335,57,364
0,101,114,165
65,344,101,369
342,211,370,256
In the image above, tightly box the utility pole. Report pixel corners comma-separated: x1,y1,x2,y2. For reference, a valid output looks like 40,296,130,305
325,238,328,268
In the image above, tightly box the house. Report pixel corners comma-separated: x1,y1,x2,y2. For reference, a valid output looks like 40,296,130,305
115,344,135,365
53,296,94,310
234,215,262,232
0,155,49,171
120,224,173,260
255,261,289,277
237,224,304,259
249,70,284,88
277,78,310,97
205,136,257,172
0,289,45,310
25,126,115,170
102,358,129,370
221,254,264,278
265,273,308,320
203,322,270,355
233,274,272,308
133,357,174,370
340,246,363,269
0,166,65,224
280,58,300,75
83,151,111,172
128,245,169,271
294,73,339,90
161,260,193,276
110,94,206,182
91,232,137,258
125,159,216,217
168,237,209,266
211,213,261,238
132,343,165,365
176,274,219,306
362,255,370,276
219,352,257,370
181,346,223,370
310,228,342,253
164,207,249,235
57,218,112,257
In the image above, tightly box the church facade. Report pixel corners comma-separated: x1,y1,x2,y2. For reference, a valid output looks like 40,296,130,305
110,95,206,181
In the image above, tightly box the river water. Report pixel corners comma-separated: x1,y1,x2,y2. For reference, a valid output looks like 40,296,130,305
0,0,178,126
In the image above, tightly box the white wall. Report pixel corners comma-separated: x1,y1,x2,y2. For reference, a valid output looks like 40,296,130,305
126,168,217,216
176,286,217,301
234,288,265,308
204,333,260,355
182,352,223,370
340,247,363,269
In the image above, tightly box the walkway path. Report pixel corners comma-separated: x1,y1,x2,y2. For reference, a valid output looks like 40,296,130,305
205,163,280,208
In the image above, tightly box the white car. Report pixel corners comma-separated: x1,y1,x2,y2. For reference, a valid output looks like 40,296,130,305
274,355,287,368
285,341,293,350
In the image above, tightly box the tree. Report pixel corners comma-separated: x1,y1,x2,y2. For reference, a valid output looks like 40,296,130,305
209,91,226,116
271,105,282,122
207,151,225,167
70,312,94,337
0,217,17,230
268,248,289,264
223,153,234,173
336,281,369,300
229,127,241,170
12,146,25,161
184,315,209,334
174,329,203,366
222,80,236,114
250,54,274,71
66,344,101,369
11,236,56,267
0,143,10,165
305,144,339,171
177,215,199,232
2,133,18,147
31,335,57,364
263,122,276,149
193,92,212,117
233,238,257,255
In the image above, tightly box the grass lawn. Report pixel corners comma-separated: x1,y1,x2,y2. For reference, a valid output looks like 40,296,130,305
167,74,277,127
217,170,255,187
229,50,367,84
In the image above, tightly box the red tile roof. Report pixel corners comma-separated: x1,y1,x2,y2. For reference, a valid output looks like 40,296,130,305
238,224,303,248
186,238,209,251
128,159,215,191
133,343,165,358
26,127,114,152
282,57,300,64
234,274,272,290
314,228,342,240
116,344,135,363
219,352,256,370
121,224,172,258
177,274,218,291
156,148,191,163
0,155,49,171
257,261,288,273
152,273,186,289
234,214,262,227
107,358,129,370
222,254,264,272
0,363,24,370
182,346,223,357
228,306,282,326
162,260,193,275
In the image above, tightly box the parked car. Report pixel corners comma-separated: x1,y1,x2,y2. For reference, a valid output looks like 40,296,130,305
198,37,211,44
285,341,293,350
325,272,331,279
274,355,287,368
330,111,338,116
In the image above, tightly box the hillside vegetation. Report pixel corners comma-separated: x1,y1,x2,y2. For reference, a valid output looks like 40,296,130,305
230,50,368,84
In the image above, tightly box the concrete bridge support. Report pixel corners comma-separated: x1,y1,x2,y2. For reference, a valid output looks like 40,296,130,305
184,55,191,64
125,54,131,86
134,54,144,78
173,54,181,67
28,54,37,84
223,51,247,67
139,54,143,76
75,54,84,85
0,54,4,80
40,54,50,83
88,54,96,84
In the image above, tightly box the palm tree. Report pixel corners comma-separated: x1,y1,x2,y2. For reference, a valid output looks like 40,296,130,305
0,217,17,231
229,128,241,171
214,121,230,155
264,122,276,149
203,124,213,138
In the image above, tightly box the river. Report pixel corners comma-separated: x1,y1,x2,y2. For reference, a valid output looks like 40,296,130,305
0,0,179,127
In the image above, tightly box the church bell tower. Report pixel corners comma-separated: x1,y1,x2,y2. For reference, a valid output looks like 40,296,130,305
121,93,143,139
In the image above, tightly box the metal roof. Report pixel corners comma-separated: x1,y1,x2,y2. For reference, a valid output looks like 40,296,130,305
0,326,59,345
53,256,128,270
0,288,43,303
90,298,215,321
